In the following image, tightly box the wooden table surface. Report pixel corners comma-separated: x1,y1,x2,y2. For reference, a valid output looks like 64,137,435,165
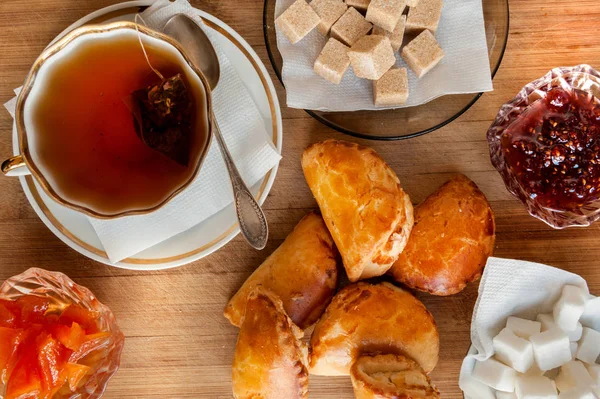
1,0,599,398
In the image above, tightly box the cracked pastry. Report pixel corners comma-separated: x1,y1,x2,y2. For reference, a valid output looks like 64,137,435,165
232,286,309,399
302,140,414,282
389,174,495,296
309,282,439,376
351,354,440,399
224,211,339,329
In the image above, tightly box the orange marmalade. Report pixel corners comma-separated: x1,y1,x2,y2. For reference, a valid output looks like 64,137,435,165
0,295,109,399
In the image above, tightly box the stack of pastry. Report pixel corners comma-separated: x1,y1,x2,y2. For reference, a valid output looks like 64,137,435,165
224,139,496,399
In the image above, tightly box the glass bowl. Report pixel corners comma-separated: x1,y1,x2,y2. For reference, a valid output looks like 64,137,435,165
263,0,509,140
0,268,125,399
487,65,600,229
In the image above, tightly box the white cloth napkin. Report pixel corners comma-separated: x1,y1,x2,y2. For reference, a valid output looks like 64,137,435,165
459,257,589,396
275,0,493,111
4,0,282,263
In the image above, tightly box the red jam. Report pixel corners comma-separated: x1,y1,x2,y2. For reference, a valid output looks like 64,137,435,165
0,295,110,399
501,87,600,211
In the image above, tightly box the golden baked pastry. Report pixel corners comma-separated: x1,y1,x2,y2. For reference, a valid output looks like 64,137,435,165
309,282,439,376
389,174,495,296
232,286,309,399
224,211,339,329
351,354,440,399
302,140,414,282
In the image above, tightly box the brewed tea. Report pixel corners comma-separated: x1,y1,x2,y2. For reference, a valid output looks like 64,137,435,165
25,31,209,216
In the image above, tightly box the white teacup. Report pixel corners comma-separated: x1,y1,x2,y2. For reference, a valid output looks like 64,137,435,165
1,22,213,219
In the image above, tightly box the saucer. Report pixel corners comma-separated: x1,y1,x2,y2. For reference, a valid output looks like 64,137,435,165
13,0,283,270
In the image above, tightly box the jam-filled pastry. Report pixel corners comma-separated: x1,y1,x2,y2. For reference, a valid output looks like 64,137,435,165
302,140,414,282
389,174,495,296
224,211,339,329
232,286,308,399
351,354,440,399
309,282,439,376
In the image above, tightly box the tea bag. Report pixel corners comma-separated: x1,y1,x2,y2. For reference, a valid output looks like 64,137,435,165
126,17,194,166
128,74,193,166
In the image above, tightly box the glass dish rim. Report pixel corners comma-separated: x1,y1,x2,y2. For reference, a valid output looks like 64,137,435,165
262,0,511,141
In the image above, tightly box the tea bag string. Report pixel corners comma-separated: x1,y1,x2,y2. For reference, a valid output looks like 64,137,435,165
134,14,165,81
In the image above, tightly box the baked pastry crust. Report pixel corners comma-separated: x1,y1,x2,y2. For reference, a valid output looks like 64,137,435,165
389,174,495,296
224,211,339,329
309,282,439,376
232,286,309,399
302,140,414,282
351,354,440,399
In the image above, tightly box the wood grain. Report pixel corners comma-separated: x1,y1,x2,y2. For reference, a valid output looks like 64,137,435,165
1,0,599,398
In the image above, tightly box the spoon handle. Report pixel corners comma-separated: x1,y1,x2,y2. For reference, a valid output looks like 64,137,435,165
212,117,269,250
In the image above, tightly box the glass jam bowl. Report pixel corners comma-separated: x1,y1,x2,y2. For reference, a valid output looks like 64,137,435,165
0,268,124,399
487,64,600,228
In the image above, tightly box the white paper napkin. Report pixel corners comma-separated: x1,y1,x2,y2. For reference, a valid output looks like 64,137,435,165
459,257,589,396
4,0,282,263
275,0,493,111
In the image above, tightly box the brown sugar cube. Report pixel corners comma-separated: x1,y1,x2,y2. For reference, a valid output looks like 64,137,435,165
314,38,351,84
372,14,406,51
405,0,443,34
311,0,348,35
331,7,373,46
401,29,444,78
373,68,409,106
348,35,396,80
275,0,321,44
345,0,371,11
366,0,407,32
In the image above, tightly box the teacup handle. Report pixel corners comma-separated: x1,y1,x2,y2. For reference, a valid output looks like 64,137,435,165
1,155,30,177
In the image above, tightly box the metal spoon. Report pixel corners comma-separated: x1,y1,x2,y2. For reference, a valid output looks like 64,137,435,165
163,14,269,250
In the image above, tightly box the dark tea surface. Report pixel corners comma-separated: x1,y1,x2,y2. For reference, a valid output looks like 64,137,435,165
26,31,209,216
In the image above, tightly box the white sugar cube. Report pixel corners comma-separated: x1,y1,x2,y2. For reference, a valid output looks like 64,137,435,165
497,392,518,399
460,374,496,399
494,328,535,373
553,285,588,333
530,328,572,371
507,317,542,339
472,357,517,392
515,376,558,399
580,296,600,331
555,361,594,393
584,363,600,386
569,342,578,359
537,314,557,332
538,313,582,341
576,327,600,364
558,387,596,399
567,322,583,342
